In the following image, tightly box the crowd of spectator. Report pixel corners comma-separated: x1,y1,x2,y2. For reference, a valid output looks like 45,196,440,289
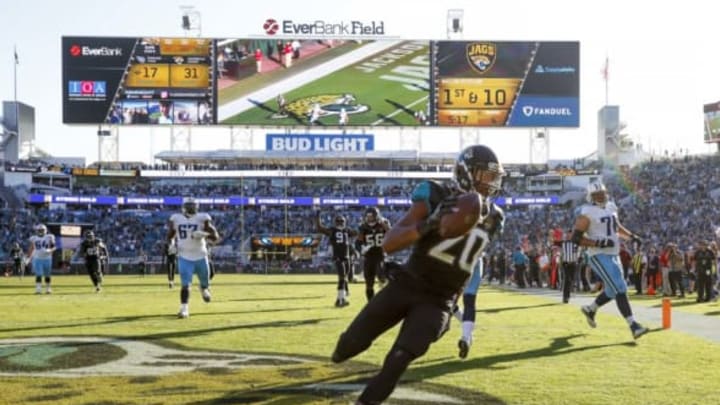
2,155,719,280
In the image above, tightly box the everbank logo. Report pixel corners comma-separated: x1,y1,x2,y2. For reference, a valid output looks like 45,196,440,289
70,44,123,57
263,18,385,36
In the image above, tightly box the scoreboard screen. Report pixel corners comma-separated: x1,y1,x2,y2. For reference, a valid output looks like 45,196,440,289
432,41,579,127
63,37,578,128
62,37,216,125
703,101,720,143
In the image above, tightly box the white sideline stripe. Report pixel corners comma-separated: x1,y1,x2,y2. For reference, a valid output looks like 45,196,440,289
371,95,428,126
218,40,403,121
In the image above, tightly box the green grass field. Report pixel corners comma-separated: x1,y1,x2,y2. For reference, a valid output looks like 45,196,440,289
221,41,429,126
1,274,719,405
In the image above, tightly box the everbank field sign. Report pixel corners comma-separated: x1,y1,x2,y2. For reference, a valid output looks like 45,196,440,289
262,18,386,36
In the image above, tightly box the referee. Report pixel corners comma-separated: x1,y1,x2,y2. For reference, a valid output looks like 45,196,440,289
558,229,580,303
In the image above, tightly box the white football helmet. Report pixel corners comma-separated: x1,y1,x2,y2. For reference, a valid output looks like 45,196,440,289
586,181,608,206
35,224,47,236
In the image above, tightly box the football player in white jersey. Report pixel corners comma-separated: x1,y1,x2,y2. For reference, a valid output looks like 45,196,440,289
572,182,648,339
27,224,56,294
167,197,220,318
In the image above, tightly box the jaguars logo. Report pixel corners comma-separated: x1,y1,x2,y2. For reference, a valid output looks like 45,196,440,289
272,93,370,121
0,337,499,403
466,42,497,74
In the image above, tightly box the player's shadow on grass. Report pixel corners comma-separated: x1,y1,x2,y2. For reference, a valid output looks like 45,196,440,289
136,317,337,341
0,308,323,334
385,98,417,118
227,295,325,302
477,302,559,314
649,300,708,308
403,333,636,381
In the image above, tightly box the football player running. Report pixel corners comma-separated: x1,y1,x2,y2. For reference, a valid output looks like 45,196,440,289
356,207,391,301
575,181,648,339
9,242,24,277
27,224,56,294
331,145,504,405
167,197,220,318
74,230,107,292
317,212,358,307
453,203,505,359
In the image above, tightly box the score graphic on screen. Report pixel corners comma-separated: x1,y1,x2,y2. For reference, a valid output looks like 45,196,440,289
433,41,579,127
62,36,216,125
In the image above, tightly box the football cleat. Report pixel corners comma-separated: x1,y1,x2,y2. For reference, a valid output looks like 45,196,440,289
45,287,52,295
201,288,211,303
169,281,174,289
95,286,101,293
458,339,470,359
581,305,596,328
177,309,189,319
35,287,42,295
631,322,649,340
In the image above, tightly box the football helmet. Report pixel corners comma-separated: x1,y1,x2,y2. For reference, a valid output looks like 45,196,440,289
334,215,347,230
364,207,380,226
35,224,47,236
85,230,95,241
454,145,505,197
182,197,199,215
586,181,608,206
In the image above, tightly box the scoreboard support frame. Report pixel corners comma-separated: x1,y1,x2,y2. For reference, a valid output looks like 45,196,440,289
97,125,119,163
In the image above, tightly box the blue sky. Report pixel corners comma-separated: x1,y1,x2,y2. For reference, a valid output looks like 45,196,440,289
2,0,719,164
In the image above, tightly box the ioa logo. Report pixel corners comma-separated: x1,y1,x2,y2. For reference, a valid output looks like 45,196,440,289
263,18,385,36
272,94,369,121
68,81,106,97
467,42,497,74
0,337,489,403
70,44,123,57
522,105,573,117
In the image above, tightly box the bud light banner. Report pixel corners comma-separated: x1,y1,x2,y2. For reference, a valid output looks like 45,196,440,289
266,134,374,152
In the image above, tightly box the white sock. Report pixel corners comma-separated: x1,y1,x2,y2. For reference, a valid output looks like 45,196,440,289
625,316,635,326
36,283,41,290
588,302,599,311
462,321,475,343
338,289,345,301
180,303,188,312
453,308,463,322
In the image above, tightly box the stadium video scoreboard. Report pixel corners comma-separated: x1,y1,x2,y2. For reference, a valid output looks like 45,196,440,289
63,37,578,128
62,37,216,125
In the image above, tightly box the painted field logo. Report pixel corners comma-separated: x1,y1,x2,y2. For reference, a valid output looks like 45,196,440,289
0,337,495,403
274,93,369,120
466,42,497,74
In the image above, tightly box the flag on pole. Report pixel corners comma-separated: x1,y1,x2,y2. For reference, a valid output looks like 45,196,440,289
601,56,608,80
14,45,19,65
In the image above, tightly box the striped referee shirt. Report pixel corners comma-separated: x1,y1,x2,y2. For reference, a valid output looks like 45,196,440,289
561,240,579,263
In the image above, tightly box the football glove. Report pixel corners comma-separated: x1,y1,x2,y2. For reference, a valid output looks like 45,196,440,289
191,230,210,240
483,204,505,239
595,238,615,248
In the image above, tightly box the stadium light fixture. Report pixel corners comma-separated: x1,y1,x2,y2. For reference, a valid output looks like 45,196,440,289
447,9,464,38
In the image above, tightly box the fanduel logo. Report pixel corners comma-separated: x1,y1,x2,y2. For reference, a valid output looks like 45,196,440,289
522,106,573,117
264,18,385,36
73,46,123,57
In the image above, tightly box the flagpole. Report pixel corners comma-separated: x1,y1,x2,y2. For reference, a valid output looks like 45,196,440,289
604,56,609,106
13,45,19,136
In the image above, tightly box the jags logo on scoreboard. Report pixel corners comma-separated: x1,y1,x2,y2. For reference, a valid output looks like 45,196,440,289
272,94,369,120
466,42,497,74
